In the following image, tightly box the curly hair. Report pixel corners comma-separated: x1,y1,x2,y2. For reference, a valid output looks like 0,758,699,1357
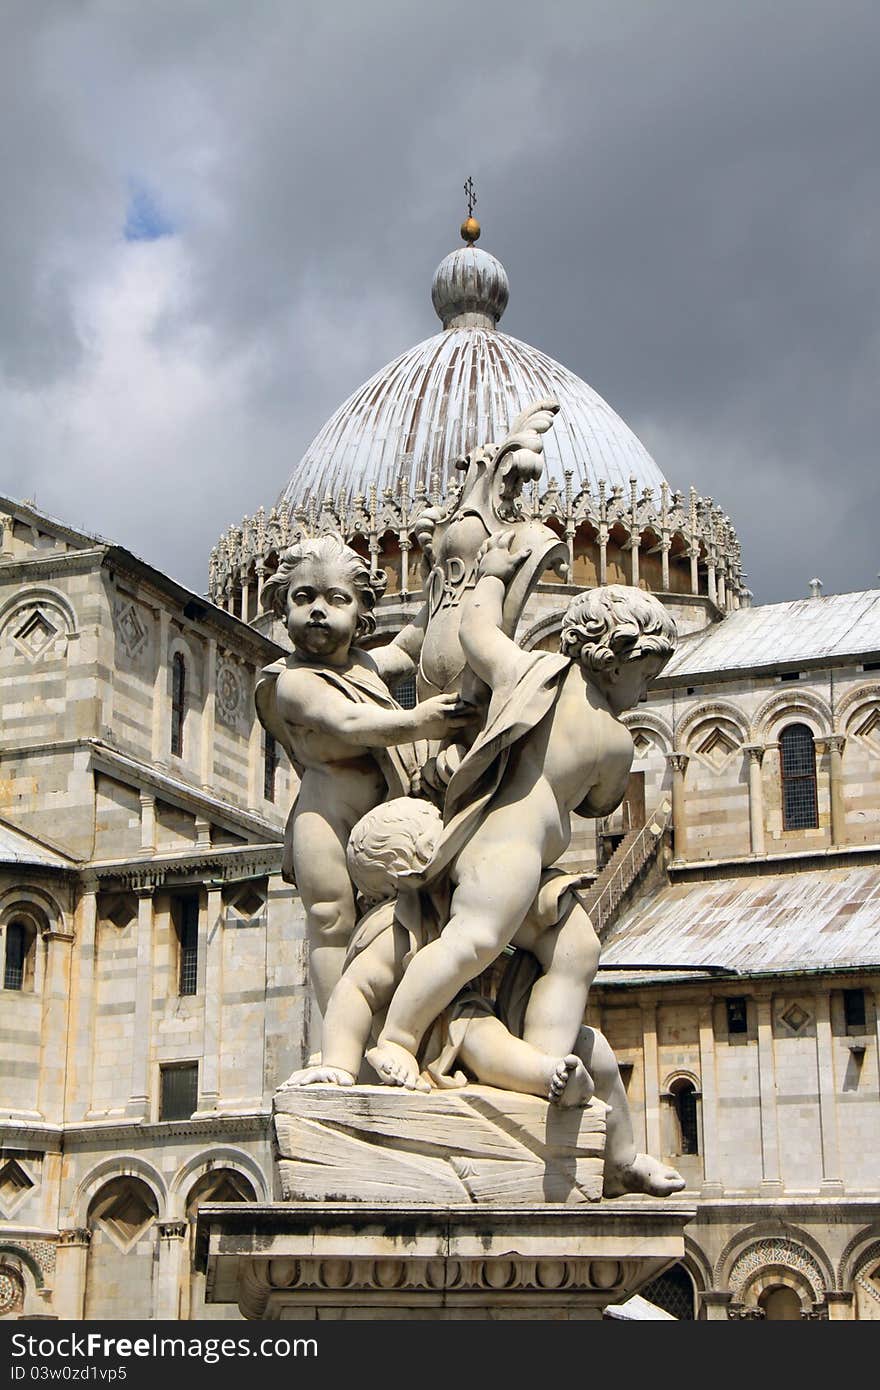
347,797,443,900
261,535,386,641
560,585,677,673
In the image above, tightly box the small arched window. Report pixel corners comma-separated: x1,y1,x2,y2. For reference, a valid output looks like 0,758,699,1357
3,921,29,990
670,1078,700,1155
779,722,818,830
171,652,186,757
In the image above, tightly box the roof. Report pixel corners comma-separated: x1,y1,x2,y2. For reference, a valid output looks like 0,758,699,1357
0,818,78,870
660,590,880,683
279,246,668,509
600,863,880,977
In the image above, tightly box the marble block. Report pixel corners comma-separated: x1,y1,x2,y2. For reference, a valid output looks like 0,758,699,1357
273,1084,607,1206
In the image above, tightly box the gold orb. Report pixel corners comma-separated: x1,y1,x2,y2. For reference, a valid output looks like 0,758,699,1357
460,215,481,245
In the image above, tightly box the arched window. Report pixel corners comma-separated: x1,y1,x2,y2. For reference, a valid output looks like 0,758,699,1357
758,1284,802,1320
670,1078,700,1155
779,722,818,830
641,1264,696,1319
3,921,31,991
171,652,186,757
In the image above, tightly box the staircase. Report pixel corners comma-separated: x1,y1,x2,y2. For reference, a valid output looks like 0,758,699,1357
582,799,672,941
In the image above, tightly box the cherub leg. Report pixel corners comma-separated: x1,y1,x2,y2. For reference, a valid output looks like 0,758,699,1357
513,900,601,1059
291,806,358,1015
372,835,544,1084
457,1014,594,1107
281,922,407,1089
577,1026,686,1197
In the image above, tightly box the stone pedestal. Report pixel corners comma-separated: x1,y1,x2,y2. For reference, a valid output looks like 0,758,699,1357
200,1086,694,1319
201,1201,695,1319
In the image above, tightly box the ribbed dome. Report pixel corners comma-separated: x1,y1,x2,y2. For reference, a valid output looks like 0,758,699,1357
279,327,668,511
278,241,669,511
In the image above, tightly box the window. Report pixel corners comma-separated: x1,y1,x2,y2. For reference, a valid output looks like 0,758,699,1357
843,988,867,1030
394,673,417,709
641,1264,696,1319
3,921,30,991
670,1079,699,1155
726,997,748,1035
779,723,818,830
159,1062,198,1120
263,729,278,803
171,652,186,757
172,895,199,996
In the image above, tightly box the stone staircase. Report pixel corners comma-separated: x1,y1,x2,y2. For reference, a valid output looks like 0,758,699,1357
582,799,672,941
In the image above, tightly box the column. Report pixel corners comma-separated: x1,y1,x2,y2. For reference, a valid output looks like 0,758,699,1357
197,882,224,1111
156,1222,188,1320
247,712,262,810
201,637,217,789
660,536,671,591
67,880,98,1119
629,535,641,587
697,1002,724,1196
825,734,847,846
139,791,156,855
151,609,171,764
598,524,608,584
240,578,251,623
755,993,783,1194
744,745,766,856
640,1002,662,1160
37,923,75,1123
399,534,411,595
701,1291,733,1320
54,1229,91,1321
128,882,157,1117
815,991,843,1194
666,752,689,861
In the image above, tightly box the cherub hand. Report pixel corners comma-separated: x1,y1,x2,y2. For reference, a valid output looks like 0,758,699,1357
412,693,476,741
476,531,531,585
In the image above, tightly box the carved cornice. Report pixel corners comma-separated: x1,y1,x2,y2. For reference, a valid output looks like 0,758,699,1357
158,1221,187,1240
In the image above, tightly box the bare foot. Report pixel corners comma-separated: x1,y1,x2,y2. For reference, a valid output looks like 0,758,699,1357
278,1065,356,1090
366,1041,430,1092
548,1055,595,1107
604,1152,686,1198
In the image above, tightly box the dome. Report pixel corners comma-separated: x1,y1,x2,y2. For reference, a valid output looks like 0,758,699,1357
278,321,668,511
431,246,509,328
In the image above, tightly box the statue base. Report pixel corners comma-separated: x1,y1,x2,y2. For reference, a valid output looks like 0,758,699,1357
199,1086,695,1318
274,1083,607,1206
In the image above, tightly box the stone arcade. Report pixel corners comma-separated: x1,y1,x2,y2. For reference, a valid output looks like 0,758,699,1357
2,219,879,1321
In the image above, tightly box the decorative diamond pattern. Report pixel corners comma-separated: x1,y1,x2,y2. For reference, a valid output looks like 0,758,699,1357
781,1002,810,1033
695,725,738,771
115,602,148,659
0,1159,35,1215
12,609,58,660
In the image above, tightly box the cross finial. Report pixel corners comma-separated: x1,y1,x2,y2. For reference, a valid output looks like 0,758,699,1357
464,176,477,218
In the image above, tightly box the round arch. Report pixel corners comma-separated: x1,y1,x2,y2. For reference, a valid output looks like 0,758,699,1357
753,689,832,744
676,699,750,751
621,709,674,757
168,1148,269,1219
71,1157,168,1227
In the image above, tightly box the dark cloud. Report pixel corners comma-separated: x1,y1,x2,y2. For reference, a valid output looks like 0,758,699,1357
1,0,878,602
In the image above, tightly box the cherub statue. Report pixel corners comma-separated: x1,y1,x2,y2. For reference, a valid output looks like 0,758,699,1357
254,535,472,1012
367,536,678,1092
284,791,685,1197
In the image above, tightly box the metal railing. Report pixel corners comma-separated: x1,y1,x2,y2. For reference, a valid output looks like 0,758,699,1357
588,798,672,940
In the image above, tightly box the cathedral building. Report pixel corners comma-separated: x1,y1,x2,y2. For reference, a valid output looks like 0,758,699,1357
1,224,878,1321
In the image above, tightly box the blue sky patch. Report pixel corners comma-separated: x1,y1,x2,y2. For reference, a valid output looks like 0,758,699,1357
124,181,176,241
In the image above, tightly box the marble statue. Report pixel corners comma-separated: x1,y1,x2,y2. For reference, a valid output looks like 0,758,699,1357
257,399,686,1201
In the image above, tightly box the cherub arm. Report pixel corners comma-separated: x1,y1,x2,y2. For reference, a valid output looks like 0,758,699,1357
276,667,468,747
459,535,531,694
370,603,428,687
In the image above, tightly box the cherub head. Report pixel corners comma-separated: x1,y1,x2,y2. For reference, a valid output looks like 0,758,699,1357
261,535,386,661
560,585,677,714
347,797,443,900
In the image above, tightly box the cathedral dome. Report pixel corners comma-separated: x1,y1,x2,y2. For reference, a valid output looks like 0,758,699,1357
277,242,668,511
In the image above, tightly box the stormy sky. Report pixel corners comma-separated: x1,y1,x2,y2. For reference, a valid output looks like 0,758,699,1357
2,0,878,604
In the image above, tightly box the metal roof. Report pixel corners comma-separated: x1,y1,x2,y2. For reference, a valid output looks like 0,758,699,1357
278,325,667,510
601,863,880,975
661,590,880,680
